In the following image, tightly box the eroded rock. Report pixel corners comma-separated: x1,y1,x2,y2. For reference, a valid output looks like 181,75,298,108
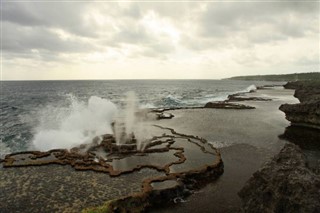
1,125,223,212
228,94,272,102
156,112,174,120
204,102,255,109
239,143,320,213
280,81,320,129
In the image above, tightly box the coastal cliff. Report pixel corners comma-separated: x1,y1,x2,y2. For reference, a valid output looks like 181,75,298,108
239,81,320,212
279,81,320,129
239,143,320,213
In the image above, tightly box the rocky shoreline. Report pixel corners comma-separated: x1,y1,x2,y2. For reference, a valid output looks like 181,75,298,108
239,80,320,212
239,143,320,213
279,81,320,129
2,83,313,212
0,125,224,212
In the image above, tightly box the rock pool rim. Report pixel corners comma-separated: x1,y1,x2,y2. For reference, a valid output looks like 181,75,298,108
2,126,224,212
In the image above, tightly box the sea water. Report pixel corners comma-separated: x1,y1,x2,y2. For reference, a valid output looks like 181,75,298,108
0,79,279,155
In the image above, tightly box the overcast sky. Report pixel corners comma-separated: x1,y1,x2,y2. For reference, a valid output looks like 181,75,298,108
1,1,319,80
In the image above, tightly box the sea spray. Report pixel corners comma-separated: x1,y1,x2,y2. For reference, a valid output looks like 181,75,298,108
0,141,11,158
114,91,137,146
125,91,136,136
244,85,257,93
32,95,117,151
114,91,151,151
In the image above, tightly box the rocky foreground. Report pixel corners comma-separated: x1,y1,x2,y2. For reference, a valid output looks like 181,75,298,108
239,81,320,213
239,143,320,213
279,81,320,129
0,125,223,212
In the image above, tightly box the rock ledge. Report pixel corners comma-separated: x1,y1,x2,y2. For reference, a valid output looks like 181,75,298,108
239,143,320,213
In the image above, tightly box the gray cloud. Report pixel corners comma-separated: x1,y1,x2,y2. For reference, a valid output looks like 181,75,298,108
2,2,99,38
2,2,179,60
3,23,96,52
199,2,319,40
1,1,319,72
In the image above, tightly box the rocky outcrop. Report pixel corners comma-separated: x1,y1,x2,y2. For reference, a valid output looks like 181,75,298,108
279,102,320,128
283,81,303,90
239,143,320,213
156,112,174,120
228,94,272,102
204,102,255,109
280,81,320,129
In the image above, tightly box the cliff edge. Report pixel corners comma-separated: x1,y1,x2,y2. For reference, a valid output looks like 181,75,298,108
239,143,320,213
279,81,320,129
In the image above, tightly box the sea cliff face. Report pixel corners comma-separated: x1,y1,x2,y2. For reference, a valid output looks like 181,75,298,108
279,81,320,129
239,143,320,213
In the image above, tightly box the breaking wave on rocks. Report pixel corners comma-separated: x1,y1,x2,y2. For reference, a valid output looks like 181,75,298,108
0,141,11,158
31,95,117,151
1,80,264,153
147,84,257,108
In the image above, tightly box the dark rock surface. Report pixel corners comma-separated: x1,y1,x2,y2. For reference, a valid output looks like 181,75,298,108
283,81,302,90
204,102,255,109
239,143,320,213
279,125,320,174
156,112,174,120
280,81,320,129
228,94,272,102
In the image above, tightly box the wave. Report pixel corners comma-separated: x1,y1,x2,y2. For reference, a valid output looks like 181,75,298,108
137,84,257,109
155,94,183,107
31,95,117,151
0,140,11,158
243,84,257,93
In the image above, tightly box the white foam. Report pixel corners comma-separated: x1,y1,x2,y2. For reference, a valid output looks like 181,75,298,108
125,91,136,136
244,85,257,93
114,91,152,150
0,140,11,158
32,95,117,151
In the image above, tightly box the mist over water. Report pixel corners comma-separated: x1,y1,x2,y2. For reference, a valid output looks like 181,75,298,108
31,95,117,151
114,91,152,150
125,92,136,136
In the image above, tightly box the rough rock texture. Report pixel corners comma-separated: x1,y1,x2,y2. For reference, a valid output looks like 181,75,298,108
228,94,272,102
156,112,174,120
280,81,320,129
279,126,320,174
283,81,303,90
239,143,320,213
204,102,255,109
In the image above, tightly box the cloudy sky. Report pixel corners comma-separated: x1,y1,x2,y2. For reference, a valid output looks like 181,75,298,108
1,0,319,80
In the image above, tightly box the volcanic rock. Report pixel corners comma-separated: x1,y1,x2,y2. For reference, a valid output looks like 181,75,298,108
239,143,320,213
156,112,174,120
280,81,320,129
204,102,255,109
228,94,272,102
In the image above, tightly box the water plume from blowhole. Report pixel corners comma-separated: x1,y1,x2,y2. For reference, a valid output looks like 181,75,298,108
114,91,150,151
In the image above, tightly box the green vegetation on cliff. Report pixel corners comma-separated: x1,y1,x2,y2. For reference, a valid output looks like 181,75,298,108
227,72,320,81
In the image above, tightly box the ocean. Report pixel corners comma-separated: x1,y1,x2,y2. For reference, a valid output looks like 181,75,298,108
0,79,279,156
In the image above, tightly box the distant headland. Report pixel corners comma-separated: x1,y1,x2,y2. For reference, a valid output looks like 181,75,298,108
227,72,320,81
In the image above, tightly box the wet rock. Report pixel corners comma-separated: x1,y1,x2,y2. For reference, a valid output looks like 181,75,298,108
156,112,174,120
239,143,320,213
279,126,320,174
280,81,320,129
228,94,272,102
257,85,284,90
279,126,320,151
279,102,320,129
204,102,255,109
